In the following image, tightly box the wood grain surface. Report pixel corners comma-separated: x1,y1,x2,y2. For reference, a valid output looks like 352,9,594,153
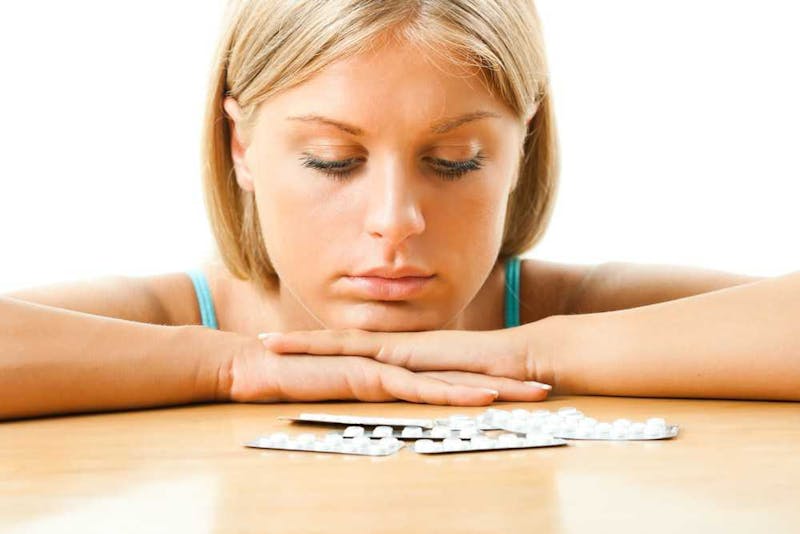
2,395,799,533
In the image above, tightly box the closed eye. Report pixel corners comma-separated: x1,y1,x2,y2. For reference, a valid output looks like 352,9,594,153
299,152,487,182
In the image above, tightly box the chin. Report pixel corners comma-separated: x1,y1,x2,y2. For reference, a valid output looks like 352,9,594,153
334,302,447,332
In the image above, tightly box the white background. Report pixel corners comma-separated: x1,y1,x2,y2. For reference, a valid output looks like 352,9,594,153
1,1,797,293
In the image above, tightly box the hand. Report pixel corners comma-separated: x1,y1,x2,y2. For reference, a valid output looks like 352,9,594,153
226,337,548,406
258,323,555,397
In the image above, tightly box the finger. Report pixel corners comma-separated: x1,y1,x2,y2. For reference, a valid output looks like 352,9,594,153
419,371,550,402
377,329,527,378
260,329,389,358
269,356,499,406
376,364,501,406
262,328,509,377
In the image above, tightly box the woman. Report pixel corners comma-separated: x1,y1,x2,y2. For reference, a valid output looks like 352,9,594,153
2,0,797,422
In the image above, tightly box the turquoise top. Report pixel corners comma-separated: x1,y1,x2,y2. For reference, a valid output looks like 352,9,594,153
186,256,522,330
504,255,521,328
186,269,219,330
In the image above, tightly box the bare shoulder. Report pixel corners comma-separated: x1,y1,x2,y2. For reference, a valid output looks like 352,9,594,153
2,269,201,326
147,259,238,327
144,270,205,326
517,257,596,323
176,259,281,334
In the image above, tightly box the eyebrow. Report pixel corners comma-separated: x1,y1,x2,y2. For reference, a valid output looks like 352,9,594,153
285,110,502,136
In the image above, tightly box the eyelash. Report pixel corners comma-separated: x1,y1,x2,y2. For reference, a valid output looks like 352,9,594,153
299,152,487,182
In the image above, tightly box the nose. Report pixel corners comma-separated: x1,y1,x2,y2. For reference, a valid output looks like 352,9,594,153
363,160,426,247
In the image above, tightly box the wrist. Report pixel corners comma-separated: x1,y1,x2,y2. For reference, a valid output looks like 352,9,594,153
523,312,606,394
173,325,245,403
227,333,284,403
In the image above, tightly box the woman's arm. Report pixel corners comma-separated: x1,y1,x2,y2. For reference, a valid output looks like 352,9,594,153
0,295,546,421
0,296,236,421
551,270,800,400
567,261,764,314
256,268,799,401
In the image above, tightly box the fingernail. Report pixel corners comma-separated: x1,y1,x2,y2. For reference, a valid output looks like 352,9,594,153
258,332,279,341
525,381,552,390
480,388,500,398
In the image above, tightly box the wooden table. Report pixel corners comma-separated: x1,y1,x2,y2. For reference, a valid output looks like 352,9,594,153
2,396,799,533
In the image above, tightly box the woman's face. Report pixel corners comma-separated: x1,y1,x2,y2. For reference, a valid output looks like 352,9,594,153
225,38,531,332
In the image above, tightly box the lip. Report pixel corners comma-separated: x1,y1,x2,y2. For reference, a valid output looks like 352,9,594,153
343,275,435,300
351,265,435,278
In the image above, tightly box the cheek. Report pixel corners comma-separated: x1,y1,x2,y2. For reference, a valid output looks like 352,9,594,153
436,182,509,247
430,183,510,293
255,169,355,275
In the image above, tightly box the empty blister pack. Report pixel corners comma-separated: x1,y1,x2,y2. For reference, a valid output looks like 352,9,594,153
244,432,405,456
489,407,679,440
280,412,435,429
342,424,485,440
413,432,568,454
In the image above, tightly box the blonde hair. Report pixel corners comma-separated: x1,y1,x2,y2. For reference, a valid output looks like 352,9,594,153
201,0,559,292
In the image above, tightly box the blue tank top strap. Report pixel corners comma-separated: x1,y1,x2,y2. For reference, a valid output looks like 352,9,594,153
504,256,521,328
186,269,219,329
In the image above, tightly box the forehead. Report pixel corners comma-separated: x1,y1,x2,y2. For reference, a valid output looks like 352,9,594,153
257,38,511,128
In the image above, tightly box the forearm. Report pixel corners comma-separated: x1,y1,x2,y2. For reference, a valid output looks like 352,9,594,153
573,261,762,314
0,296,239,421
554,271,800,400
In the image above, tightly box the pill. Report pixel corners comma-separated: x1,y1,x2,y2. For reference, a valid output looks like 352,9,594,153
595,423,612,435
545,414,561,425
343,426,364,437
430,426,453,438
372,426,394,438
352,436,371,447
401,426,424,438
378,437,400,448
562,420,579,432
296,433,316,444
414,439,436,453
442,438,465,451
610,428,627,439
324,432,344,444
269,432,288,444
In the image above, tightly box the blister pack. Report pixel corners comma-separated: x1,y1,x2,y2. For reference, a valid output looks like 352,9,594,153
342,424,485,440
245,432,405,456
486,408,679,440
249,406,681,457
413,433,567,454
280,413,436,428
